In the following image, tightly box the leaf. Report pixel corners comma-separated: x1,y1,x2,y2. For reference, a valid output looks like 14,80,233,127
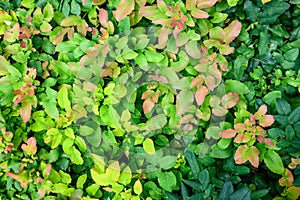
43,3,54,22
61,15,82,26
195,86,209,106
224,20,242,43
144,50,164,63
90,153,106,173
218,181,234,200
227,0,239,7
133,179,143,195
106,161,120,182
114,0,135,22
219,129,237,138
90,169,110,186
157,171,177,192
225,80,250,94
20,101,32,123
288,107,300,124
143,138,155,155
234,145,248,165
100,105,121,129
221,92,239,109
143,99,155,114
259,115,274,127
144,114,167,130
184,149,200,178
21,137,37,155
247,146,260,168
263,150,284,174
284,48,299,62
275,98,291,115
58,85,71,111
118,166,132,185
263,91,281,106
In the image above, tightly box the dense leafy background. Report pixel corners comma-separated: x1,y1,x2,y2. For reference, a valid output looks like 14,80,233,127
0,0,300,199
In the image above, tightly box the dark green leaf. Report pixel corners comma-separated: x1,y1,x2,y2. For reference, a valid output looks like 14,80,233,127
218,181,234,200
288,107,300,124
229,186,251,200
276,98,291,115
184,149,200,178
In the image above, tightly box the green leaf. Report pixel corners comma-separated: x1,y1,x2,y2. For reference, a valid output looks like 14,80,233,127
70,0,81,15
218,181,234,200
144,114,167,130
210,145,232,159
275,98,291,115
157,171,177,192
61,15,81,26
58,85,71,111
143,138,156,155
284,48,299,62
44,128,62,149
76,174,87,189
225,80,250,94
211,12,228,23
288,107,300,124
43,98,59,119
184,149,200,178
263,91,281,106
144,50,164,63
263,150,284,174
229,186,251,200
198,169,210,189
227,0,239,7
43,3,54,22
118,166,132,186
100,105,121,129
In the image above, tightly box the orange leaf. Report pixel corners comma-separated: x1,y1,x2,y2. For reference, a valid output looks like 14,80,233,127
234,132,251,143
234,145,248,165
247,146,260,168
223,20,242,43
114,0,135,22
219,129,237,138
195,86,208,105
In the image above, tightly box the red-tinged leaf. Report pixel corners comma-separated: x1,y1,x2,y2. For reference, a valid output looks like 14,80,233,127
224,20,242,43
289,158,300,169
209,27,225,41
247,146,260,168
195,86,208,105
53,28,69,45
61,16,82,26
204,75,216,91
264,138,274,146
143,99,155,114
234,145,248,165
140,6,161,20
185,41,201,59
21,137,37,155
219,45,234,55
219,129,237,138
191,8,208,19
212,105,228,117
114,0,135,22
197,0,218,8
6,171,30,188
141,90,154,99
259,114,274,127
279,169,294,187
234,123,246,132
221,92,239,109
234,132,251,143
191,76,204,87
254,104,268,119
77,20,87,37
136,0,146,7
186,0,196,10
287,186,300,200
99,8,108,27
20,102,32,123
158,27,172,47
92,0,106,5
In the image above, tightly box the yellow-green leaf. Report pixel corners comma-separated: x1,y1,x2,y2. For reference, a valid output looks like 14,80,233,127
90,153,106,173
133,179,143,195
90,168,110,186
143,138,155,155
106,161,120,182
58,85,71,111
118,166,132,185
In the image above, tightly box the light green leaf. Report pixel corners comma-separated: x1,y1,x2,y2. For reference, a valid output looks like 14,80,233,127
157,171,177,192
143,138,156,155
76,174,87,189
134,179,143,195
58,85,71,111
118,166,132,186
106,161,120,182
263,150,284,174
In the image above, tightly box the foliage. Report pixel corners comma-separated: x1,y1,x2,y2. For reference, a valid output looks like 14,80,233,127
0,0,300,199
